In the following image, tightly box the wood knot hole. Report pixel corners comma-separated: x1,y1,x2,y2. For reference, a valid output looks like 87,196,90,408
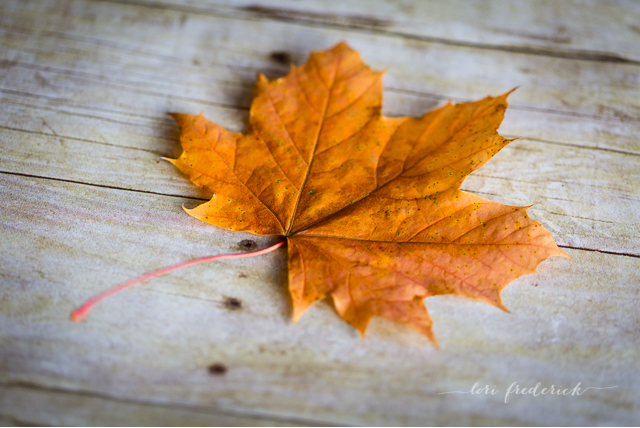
238,240,256,251
208,363,227,375
270,51,291,64
224,297,242,310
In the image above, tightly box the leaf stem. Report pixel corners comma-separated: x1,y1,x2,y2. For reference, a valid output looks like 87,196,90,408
70,240,286,322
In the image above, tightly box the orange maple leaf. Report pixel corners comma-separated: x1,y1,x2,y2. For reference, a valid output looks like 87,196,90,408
167,42,567,345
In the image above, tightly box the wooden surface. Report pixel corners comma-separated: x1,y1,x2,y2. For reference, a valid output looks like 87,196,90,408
1,0,639,425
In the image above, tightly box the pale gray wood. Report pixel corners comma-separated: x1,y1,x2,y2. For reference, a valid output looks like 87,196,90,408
1,0,638,257
0,175,638,426
1,0,639,123
1,121,638,255
94,0,640,63
0,0,639,425
0,384,303,426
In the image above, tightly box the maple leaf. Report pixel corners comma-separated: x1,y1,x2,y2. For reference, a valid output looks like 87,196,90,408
167,42,567,344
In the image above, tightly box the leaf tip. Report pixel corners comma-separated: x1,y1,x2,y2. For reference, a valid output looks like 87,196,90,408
486,295,511,313
334,40,352,51
257,73,268,85
168,112,200,127
291,308,303,324
430,336,440,349
348,317,370,339
495,87,519,106
557,247,573,260
506,86,520,97
499,304,512,314
167,112,182,125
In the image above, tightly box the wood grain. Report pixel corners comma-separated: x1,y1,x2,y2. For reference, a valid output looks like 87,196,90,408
0,384,303,426
97,0,640,63
0,0,638,425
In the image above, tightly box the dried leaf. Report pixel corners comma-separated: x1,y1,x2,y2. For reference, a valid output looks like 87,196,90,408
168,42,567,344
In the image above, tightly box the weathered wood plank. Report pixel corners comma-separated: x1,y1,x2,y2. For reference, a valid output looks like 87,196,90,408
2,80,638,256
1,0,639,425
98,0,640,63
0,0,638,256
1,0,639,124
2,0,639,160
0,384,304,426
1,120,638,256
0,174,639,425
2,62,639,156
